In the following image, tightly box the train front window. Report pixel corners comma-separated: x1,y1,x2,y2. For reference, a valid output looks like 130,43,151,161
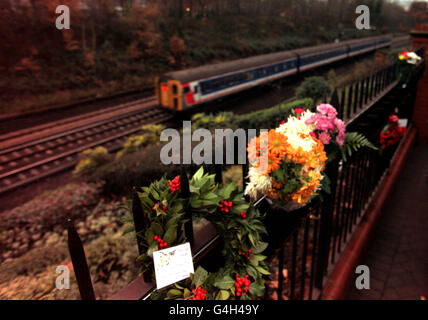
182,87,190,94
172,85,178,94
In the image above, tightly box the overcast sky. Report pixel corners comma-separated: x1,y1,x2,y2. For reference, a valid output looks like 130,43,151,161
390,0,427,10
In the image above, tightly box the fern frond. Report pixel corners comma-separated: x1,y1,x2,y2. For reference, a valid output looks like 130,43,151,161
341,132,378,161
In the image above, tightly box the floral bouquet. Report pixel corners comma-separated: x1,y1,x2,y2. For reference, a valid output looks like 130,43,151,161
245,104,375,210
397,51,422,88
380,114,407,150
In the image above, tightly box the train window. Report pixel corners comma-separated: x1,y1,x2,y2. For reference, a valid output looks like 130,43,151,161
201,82,210,93
247,71,254,81
267,66,274,75
194,85,199,93
257,69,264,77
172,85,178,95
212,79,219,90
183,87,190,94
227,76,234,86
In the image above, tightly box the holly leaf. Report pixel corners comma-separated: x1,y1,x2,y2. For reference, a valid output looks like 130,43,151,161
183,288,192,300
193,167,204,180
256,266,271,275
150,222,163,237
193,267,208,287
252,241,268,254
215,290,230,300
166,289,182,300
163,225,177,243
224,183,236,199
214,275,234,290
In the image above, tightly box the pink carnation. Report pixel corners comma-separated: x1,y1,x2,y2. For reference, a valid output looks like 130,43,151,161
336,133,345,146
334,118,346,135
317,104,338,118
318,131,331,145
305,114,320,125
316,117,335,131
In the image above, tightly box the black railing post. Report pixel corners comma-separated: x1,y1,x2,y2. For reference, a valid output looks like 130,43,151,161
347,84,353,119
364,76,369,105
358,78,364,110
369,73,375,99
330,89,339,109
180,167,194,247
353,81,360,115
376,70,381,95
339,87,346,119
132,187,146,256
214,164,223,184
314,159,339,289
66,218,96,300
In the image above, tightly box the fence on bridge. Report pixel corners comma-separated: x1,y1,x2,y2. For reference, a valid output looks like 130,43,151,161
65,47,425,300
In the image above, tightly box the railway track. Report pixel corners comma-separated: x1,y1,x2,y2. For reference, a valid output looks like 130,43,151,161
0,104,173,195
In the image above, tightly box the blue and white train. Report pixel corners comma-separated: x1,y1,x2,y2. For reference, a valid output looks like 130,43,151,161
155,34,407,111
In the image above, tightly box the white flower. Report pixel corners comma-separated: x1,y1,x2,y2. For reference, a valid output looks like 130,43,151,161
407,52,421,65
276,113,316,152
244,166,272,199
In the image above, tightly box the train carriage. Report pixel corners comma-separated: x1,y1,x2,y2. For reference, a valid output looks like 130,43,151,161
295,42,348,72
156,51,297,111
155,34,395,111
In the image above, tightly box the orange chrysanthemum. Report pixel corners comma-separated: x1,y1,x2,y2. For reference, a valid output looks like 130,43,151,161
268,130,288,156
267,156,281,174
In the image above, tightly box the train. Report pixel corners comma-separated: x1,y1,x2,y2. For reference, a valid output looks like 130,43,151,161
155,34,410,111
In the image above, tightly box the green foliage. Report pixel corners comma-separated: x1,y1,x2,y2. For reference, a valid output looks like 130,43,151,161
116,124,165,158
327,69,339,89
191,112,238,131
86,143,184,197
341,132,378,162
236,98,313,129
126,175,187,276
74,146,111,177
126,167,268,300
296,76,332,105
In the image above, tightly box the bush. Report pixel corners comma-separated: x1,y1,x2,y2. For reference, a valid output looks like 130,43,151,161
191,112,238,131
88,144,183,197
116,124,165,159
236,98,313,129
296,76,331,105
74,147,111,178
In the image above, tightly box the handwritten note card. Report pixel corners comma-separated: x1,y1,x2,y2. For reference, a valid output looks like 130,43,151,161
153,242,194,289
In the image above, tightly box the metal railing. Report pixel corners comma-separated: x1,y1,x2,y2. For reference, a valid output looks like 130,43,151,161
65,47,425,300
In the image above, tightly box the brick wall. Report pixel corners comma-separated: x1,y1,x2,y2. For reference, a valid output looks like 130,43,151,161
411,25,428,139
